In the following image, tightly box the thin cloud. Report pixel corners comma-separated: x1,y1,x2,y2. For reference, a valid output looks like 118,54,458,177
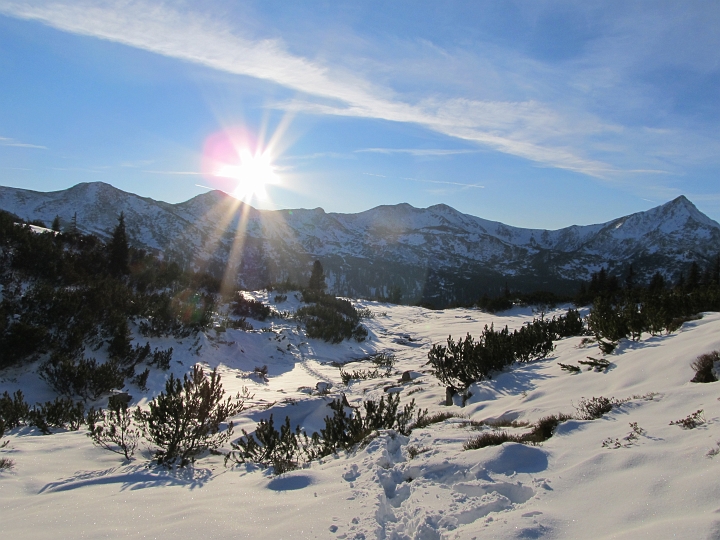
0,136,47,149
357,148,477,156
0,0,620,178
402,177,484,189
144,170,202,175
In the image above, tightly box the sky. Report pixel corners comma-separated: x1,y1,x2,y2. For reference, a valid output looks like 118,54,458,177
0,0,719,229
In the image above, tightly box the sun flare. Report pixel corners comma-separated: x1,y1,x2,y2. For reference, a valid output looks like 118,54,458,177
215,149,278,202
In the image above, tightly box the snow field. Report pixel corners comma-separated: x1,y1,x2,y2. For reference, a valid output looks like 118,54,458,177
2,295,720,539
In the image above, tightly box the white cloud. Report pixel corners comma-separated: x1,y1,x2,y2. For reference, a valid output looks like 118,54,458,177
0,136,47,149
0,0,621,178
357,148,477,156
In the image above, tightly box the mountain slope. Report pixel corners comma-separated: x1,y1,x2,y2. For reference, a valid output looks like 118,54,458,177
1,182,718,303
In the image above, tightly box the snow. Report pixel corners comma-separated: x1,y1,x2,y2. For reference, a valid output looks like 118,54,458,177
2,298,720,539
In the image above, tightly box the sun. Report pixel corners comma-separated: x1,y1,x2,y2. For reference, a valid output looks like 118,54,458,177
215,149,278,202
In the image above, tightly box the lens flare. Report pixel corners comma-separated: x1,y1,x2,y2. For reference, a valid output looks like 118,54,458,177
215,149,278,202
201,127,280,203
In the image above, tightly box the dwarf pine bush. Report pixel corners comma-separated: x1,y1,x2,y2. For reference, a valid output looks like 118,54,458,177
29,397,85,433
296,292,368,343
135,366,249,466
226,394,426,474
574,396,616,420
427,310,583,391
88,397,140,460
226,415,316,474
690,351,719,383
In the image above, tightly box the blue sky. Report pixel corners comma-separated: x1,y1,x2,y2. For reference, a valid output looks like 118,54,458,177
1,1,719,229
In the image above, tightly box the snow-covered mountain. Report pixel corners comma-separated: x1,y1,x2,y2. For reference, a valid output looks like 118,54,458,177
1,182,718,303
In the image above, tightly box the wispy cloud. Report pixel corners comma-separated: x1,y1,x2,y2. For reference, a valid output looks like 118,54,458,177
402,177,484,189
0,136,47,149
357,148,477,156
144,170,202,176
0,0,620,178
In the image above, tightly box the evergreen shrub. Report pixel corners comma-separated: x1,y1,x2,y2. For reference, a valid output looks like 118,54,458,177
88,397,140,460
690,351,719,383
135,366,249,466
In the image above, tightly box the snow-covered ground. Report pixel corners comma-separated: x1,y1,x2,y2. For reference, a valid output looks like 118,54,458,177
2,294,720,539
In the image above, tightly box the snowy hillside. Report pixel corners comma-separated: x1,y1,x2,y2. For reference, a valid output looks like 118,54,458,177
2,295,720,539
1,182,719,304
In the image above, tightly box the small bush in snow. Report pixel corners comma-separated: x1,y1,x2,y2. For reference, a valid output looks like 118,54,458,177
602,422,645,449
406,445,430,459
226,394,426,474
670,410,705,429
577,357,611,372
149,347,173,370
88,397,140,460
29,397,85,433
464,413,571,450
225,415,315,474
135,365,249,466
296,292,368,344
0,390,30,429
690,351,718,383
522,414,573,444
427,310,583,391
339,367,391,385
39,353,124,400
408,411,457,430
231,293,272,321
559,362,581,373
574,396,616,420
707,441,720,458
464,430,523,449
316,394,424,455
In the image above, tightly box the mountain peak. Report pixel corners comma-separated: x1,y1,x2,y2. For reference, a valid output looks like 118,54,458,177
658,194,719,228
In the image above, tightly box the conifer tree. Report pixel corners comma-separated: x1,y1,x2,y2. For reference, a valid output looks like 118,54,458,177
308,260,326,292
687,261,700,291
51,215,61,232
108,212,130,276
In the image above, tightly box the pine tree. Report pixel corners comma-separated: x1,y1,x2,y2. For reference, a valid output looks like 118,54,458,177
687,262,700,291
648,271,665,293
624,264,636,290
308,260,326,292
51,215,61,232
108,212,130,276
67,212,79,237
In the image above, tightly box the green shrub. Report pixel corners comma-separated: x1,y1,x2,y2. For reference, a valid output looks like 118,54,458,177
339,367,391,385
135,366,249,466
409,411,456,430
149,347,173,370
296,293,368,343
464,430,522,449
690,351,718,383
29,397,85,434
426,310,582,391
0,390,30,429
231,293,272,321
225,415,315,474
88,398,140,460
39,353,124,400
521,414,572,443
226,394,426,474
574,396,616,420
316,394,424,455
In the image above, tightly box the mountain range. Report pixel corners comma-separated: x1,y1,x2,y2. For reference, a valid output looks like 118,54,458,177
1,181,719,305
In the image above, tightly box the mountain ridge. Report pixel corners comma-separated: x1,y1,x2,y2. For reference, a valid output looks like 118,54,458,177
1,182,718,304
